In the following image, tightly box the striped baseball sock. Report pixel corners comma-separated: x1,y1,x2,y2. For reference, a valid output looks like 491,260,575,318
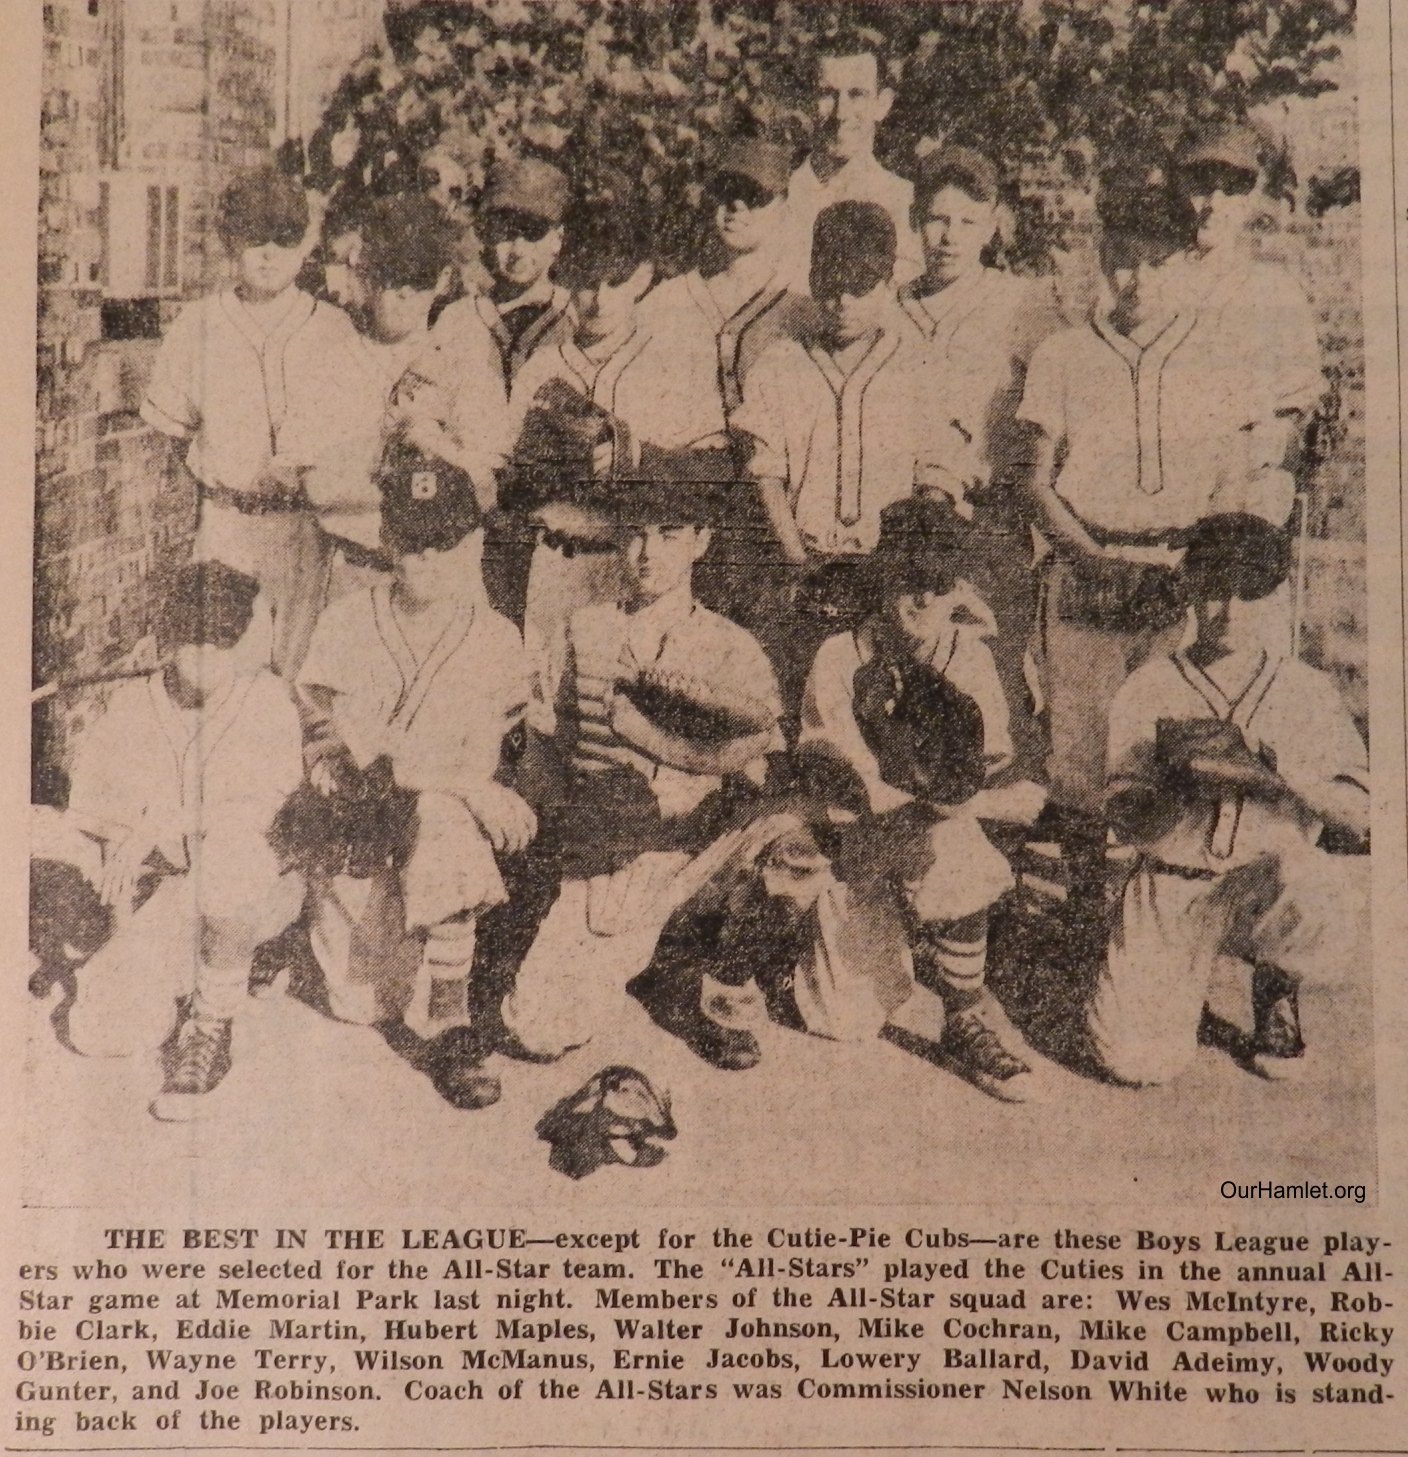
913,910,989,1012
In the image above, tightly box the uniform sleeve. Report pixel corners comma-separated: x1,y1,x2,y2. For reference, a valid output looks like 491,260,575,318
733,346,793,481
140,301,203,438
66,686,151,837
1270,670,1369,813
1106,670,1166,796
1255,269,1324,415
714,625,785,751
1015,334,1068,442
949,632,1013,778
799,634,912,815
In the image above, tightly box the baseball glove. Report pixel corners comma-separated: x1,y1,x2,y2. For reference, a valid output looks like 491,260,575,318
852,653,988,806
615,668,775,746
1155,717,1283,798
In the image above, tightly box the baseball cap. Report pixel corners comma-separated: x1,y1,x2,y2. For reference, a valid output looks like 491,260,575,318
1176,124,1263,180
481,155,572,225
1096,163,1196,249
810,200,897,299
708,139,793,202
1180,513,1291,601
158,561,261,650
869,496,967,597
379,439,484,555
586,443,738,529
217,168,309,251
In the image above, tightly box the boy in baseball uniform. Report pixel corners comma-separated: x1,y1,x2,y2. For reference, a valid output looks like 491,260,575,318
1093,513,1368,1086
901,146,1064,776
500,450,784,1062
733,199,955,703
791,498,1050,1100
299,193,463,584
141,168,367,676
1019,167,1297,823
63,562,305,1120
295,463,536,1109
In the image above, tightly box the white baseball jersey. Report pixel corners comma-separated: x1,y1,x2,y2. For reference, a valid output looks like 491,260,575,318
1107,647,1368,873
899,268,1063,489
733,320,938,555
1018,306,1296,536
142,287,368,496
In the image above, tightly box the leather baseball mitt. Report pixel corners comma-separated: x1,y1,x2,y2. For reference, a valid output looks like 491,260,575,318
616,668,775,746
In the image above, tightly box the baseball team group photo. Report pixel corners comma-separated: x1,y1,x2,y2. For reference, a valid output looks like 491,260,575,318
26,0,1374,1202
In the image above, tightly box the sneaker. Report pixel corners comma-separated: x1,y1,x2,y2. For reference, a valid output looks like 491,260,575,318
937,994,1042,1103
429,1026,502,1110
1250,969,1308,1081
150,1015,233,1122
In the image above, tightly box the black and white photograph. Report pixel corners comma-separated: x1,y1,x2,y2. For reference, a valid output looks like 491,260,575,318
23,0,1379,1218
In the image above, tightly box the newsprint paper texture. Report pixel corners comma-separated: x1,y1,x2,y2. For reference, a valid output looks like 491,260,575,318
3,2,1407,1457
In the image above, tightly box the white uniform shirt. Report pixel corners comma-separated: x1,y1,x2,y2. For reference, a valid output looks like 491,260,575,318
508,323,662,469
563,585,783,819
298,583,530,795
1107,648,1368,873
778,154,923,295
297,329,433,552
800,614,1012,816
67,669,303,911
1162,250,1323,416
733,321,937,556
898,269,1062,488
1018,309,1295,538
632,268,813,429
141,288,368,496
413,295,516,490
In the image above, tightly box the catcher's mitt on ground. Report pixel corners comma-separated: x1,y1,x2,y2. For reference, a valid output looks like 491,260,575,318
615,668,775,745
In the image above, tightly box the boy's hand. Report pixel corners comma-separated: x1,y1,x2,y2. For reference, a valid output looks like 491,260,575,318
97,832,156,912
462,782,537,855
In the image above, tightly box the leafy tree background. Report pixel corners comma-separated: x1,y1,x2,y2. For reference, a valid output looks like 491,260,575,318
304,0,1356,275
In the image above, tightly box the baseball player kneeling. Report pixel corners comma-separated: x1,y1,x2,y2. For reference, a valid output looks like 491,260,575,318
1092,513,1369,1086
500,447,785,1063
794,497,1053,1101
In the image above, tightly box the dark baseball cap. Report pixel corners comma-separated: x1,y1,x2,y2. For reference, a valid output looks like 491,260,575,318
217,168,310,250
1180,513,1291,601
379,438,484,555
159,561,261,650
481,155,572,225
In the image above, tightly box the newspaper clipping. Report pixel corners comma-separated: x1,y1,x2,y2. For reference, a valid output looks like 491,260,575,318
5,1,1405,1455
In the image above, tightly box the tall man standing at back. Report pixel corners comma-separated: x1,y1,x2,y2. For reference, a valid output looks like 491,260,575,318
778,39,923,296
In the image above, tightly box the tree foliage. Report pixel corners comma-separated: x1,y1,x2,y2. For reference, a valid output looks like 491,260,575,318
306,0,1354,272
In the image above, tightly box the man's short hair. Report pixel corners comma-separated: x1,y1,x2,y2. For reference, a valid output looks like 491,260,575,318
357,194,458,290
217,168,309,252
812,31,899,87
810,200,896,299
158,562,261,650
555,196,653,291
913,146,1001,214
1180,513,1292,602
